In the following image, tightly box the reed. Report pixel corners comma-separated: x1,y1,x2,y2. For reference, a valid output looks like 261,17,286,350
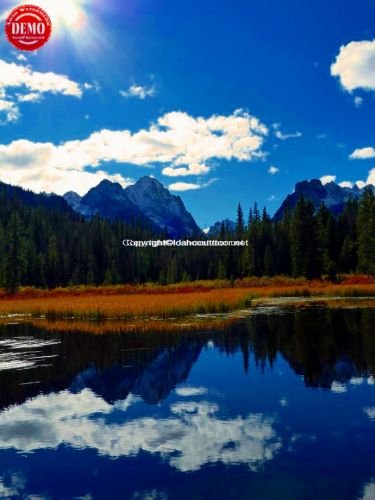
0,289,254,320
28,316,237,335
0,278,374,322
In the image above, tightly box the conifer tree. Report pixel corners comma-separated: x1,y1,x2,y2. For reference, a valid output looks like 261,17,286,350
290,196,321,278
357,187,375,276
236,203,245,239
4,212,26,294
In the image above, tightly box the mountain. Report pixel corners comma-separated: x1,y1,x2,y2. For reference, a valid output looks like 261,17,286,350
0,181,74,214
274,179,372,220
70,343,201,405
64,176,201,238
205,219,236,237
79,179,145,222
126,177,201,237
63,191,82,213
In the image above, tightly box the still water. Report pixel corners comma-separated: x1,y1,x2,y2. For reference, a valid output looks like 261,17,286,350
0,306,374,499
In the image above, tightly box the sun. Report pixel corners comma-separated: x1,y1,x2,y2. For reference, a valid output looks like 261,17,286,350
34,0,86,29
15,0,87,30
44,0,86,29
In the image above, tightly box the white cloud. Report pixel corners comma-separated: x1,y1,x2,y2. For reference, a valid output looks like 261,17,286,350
131,489,168,500
0,58,83,97
331,381,347,393
0,473,26,498
273,123,302,140
366,168,375,185
0,389,282,472
349,376,375,386
350,147,375,159
268,165,279,175
320,175,336,185
339,181,354,188
0,58,85,124
120,84,156,100
0,99,19,123
0,109,266,194
162,163,210,177
338,169,375,189
175,386,207,397
361,481,375,500
16,54,27,62
169,182,202,191
331,39,375,92
0,139,132,195
267,195,276,201
364,406,375,420
17,92,42,103
275,130,302,140
169,178,217,192
83,81,100,92
354,96,363,107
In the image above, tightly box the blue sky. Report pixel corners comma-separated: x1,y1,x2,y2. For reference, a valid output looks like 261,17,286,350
0,0,375,226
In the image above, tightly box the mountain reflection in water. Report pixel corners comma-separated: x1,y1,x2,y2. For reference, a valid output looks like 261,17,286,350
0,306,374,500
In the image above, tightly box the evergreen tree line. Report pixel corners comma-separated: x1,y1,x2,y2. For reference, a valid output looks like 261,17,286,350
234,187,375,280
0,186,374,292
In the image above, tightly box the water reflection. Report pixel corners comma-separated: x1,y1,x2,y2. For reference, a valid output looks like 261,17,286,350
0,306,374,499
361,481,375,500
0,307,374,411
0,388,281,472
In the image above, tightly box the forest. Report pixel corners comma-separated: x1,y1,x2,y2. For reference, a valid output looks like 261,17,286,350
0,184,374,293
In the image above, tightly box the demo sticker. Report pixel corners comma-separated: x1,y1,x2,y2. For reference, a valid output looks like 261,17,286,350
5,4,52,51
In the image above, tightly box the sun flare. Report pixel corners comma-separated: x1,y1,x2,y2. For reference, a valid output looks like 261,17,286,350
38,0,86,29
6,0,87,30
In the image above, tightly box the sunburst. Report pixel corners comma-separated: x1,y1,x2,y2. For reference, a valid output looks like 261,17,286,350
3,0,88,31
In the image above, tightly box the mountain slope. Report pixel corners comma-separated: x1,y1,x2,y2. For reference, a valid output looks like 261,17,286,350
126,177,201,237
205,219,236,237
0,181,74,214
274,179,372,220
64,176,201,237
79,179,145,223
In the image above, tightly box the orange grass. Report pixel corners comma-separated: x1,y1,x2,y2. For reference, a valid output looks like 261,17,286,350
0,277,374,321
0,289,253,320
28,317,237,335
0,274,373,300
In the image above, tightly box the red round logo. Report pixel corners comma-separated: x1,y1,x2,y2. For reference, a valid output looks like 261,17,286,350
5,4,52,51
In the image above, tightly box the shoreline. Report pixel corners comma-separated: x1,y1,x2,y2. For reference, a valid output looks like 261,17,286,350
0,295,374,335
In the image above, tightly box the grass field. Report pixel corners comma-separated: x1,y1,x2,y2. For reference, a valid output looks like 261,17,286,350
0,276,374,323
0,288,253,320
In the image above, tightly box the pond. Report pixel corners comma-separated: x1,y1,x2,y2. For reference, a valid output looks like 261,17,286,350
0,306,374,499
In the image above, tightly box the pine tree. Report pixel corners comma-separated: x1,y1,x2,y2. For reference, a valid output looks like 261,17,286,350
316,203,337,279
236,203,245,239
166,255,178,284
247,208,253,230
217,260,226,279
264,245,274,276
4,212,26,294
0,225,5,287
46,235,60,288
290,196,321,279
220,221,226,240
357,187,375,276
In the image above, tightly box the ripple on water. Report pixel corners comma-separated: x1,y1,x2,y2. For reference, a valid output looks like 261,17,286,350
0,336,61,372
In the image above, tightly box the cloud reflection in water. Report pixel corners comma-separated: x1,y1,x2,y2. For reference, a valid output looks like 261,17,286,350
0,388,281,472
